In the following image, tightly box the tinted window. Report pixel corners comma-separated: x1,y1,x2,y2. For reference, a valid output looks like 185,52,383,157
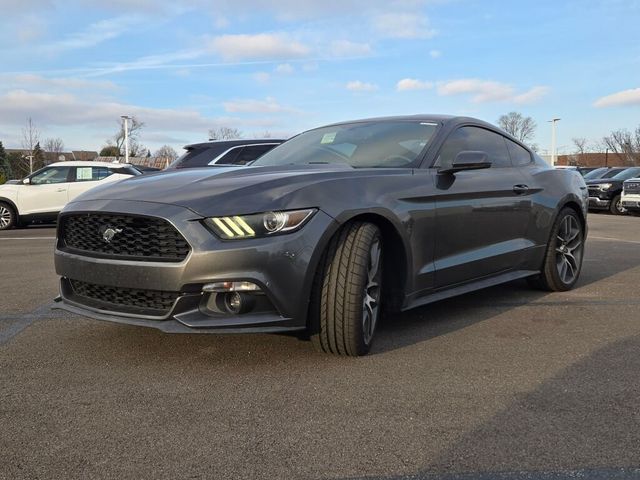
506,139,532,166
74,166,113,182
253,121,438,168
214,148,241,165
611,167,640,180
30,167,72,185
169,146,226,168
601,168,626,179
436,126,511,169
583,167,608,179
231,145,276,165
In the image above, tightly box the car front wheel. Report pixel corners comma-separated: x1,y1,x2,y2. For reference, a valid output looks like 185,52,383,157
310,222,383,356
610,194,625,215
0,202,16,230
528,207,584,291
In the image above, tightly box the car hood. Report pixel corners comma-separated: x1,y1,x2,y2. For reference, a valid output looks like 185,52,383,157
69,164,411,217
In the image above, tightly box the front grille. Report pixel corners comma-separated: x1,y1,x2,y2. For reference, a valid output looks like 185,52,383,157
60,213,190,262
69,279,179,314
624,182,640,194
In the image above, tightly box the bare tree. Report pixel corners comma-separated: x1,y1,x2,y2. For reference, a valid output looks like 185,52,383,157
208,126,243,140
44,137,65,163
154,145,178,168
572,137,588,155
109,117,144,160
497,112,537,144
602,127,640,166
21,117,40,173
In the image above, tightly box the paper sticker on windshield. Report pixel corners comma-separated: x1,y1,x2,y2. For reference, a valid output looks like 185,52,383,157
320,132,336,144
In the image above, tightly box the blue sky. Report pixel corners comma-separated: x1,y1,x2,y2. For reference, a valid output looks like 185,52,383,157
1,0,639,155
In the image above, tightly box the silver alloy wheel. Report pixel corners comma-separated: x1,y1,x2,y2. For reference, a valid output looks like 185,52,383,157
362,238,382,345
616,198,626,214
0,205,11,229
555,215,583,284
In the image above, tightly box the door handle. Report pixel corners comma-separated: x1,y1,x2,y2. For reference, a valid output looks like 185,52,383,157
56,188,66,192
513,184,529,194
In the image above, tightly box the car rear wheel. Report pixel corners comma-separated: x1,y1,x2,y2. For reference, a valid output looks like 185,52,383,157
0,202,16,230
528,208,584,291
310,222,383,356
609,194,625,215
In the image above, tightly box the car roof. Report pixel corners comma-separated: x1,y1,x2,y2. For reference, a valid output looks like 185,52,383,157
315,114,528,149
48,161,134,168
184,139,285,149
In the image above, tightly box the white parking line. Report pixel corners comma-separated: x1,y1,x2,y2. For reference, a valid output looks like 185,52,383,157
0,237,56,240
589,236,640,245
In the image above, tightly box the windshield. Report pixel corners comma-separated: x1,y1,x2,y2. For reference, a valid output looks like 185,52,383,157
611,167,640,180
600,168,626,179
583,167,608,179
252,121,438,168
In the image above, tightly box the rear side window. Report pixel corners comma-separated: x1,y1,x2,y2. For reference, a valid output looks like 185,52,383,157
436,126,511,169
170,146,226,168
74,166,113,182
506,139,532,166
232,145,276,165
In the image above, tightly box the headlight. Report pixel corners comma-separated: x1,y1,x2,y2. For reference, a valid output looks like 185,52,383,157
598,183,613,191
204,208,316,240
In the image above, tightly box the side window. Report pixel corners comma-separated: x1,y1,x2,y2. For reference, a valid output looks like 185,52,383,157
30,167,72,185
214,147,241,165
74,167,114,182
234,145,275,165
506,139,532,166
436,126,511,169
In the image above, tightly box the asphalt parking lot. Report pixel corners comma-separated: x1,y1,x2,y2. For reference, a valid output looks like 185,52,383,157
1,215,640,480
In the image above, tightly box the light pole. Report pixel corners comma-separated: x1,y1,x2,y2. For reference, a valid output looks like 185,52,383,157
548,118,561,166
120,115,132,163
24,155,34,174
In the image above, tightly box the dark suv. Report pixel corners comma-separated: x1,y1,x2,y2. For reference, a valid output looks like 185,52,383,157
586,167,640,214
167,139,284,169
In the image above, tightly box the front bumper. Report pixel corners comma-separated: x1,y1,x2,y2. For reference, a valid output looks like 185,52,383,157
53,199,336,333
588,196,611,209
621,194,640,211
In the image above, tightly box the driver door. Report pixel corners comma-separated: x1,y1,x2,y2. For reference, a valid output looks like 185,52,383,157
18,166,73,215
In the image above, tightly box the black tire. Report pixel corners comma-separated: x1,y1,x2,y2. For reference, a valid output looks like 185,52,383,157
609,194,624,215
0,202,16,230
310,222,383,356
527,208,584,292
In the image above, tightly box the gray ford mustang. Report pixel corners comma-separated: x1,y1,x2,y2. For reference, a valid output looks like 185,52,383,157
53,115,588,356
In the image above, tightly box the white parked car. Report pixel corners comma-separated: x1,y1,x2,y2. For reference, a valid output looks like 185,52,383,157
621,177,640,215
0,161,141,230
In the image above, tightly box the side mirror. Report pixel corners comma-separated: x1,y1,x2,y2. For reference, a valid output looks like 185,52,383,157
22,178,31,185
440,151,492,174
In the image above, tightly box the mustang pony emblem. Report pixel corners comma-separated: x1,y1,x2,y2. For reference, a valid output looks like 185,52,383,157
100,226,123,243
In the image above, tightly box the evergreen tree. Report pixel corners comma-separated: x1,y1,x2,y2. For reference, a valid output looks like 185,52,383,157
0,141,12,182
32,142,46,171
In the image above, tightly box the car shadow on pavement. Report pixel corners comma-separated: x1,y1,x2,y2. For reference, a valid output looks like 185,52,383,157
352,334,640,479
373,236,640,355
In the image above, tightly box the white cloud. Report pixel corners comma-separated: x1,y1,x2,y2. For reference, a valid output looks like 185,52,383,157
429,49,441,58
513,86,550,104
208,34,311,61
0,89,211,131
346,81,378,92
396,78,433,91
223,97,296,113
45,15,144,52
372,12,436,39
593,87,640,108
275,63,294,74
329,40,372,57
252,71,271,83
0,74,117,91
437,79,549,104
